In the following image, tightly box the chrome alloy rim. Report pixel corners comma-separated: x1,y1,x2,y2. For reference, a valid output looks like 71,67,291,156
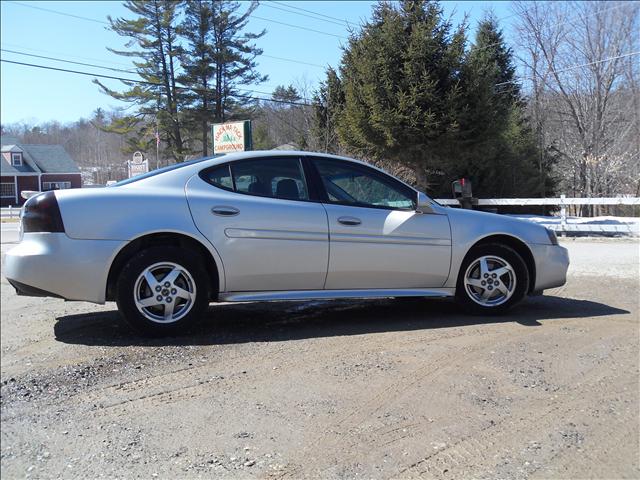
464,255,516,307
134,262,196,323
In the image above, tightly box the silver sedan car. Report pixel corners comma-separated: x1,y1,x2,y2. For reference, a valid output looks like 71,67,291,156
5,151,569,335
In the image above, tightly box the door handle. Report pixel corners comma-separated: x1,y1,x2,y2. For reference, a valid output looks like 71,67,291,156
338,216,361,226
211,206,240,216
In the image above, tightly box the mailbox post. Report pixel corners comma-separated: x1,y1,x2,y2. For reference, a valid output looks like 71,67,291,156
451,178,476,209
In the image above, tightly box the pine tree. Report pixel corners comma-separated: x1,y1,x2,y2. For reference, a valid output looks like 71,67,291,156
454,16,555,198
178,0,215,157
179,0,267,157
94,0,185,161
313,67,344,153
336,0,466,190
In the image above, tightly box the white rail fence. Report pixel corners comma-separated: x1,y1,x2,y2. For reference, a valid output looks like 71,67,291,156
1,206,21,219
2,196,639,234
436,195,640,235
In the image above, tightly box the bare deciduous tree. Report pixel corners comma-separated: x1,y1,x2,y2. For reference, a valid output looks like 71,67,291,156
514,0,639,213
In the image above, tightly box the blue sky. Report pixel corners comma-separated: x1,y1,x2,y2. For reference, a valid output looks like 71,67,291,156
1,1,514,125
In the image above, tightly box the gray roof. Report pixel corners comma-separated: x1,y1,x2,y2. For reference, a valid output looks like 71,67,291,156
1,144,23,153
1,144,37,174
2,135,79,173
0,160,21,174
21,144,79,173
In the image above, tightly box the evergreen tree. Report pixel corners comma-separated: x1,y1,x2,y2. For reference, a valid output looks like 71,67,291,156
453,17,555,198
271,85,302,105
179,0,267,156
336,0,466,190
178,0,215,156
313,67,344,153
94,0,185,161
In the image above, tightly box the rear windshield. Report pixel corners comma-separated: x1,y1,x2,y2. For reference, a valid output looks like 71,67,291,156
109,155,224,187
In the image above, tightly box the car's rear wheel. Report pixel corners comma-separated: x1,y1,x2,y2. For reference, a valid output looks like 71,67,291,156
455,243,529,315
115,247,210,335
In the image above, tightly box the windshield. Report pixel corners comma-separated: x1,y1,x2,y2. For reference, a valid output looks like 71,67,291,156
109,155,224,187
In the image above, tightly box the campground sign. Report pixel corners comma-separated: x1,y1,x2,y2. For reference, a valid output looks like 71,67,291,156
212,120,252,154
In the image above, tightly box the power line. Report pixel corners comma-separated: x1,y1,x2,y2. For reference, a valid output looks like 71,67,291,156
7,1,109,25
495,51,640,86
1,48,313,99
1,42,142,68
10,0,349,40
1,48,139,75
250,14,348,39
269,1,353,26
260,54,325,68
1,59,315,107
259,2,348,27
4,1,338,65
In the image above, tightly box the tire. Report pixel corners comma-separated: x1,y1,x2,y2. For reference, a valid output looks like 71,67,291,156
455,243,529,315
115,246,211,335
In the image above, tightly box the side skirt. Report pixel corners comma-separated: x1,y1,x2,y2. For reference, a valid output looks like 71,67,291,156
219,288,455,303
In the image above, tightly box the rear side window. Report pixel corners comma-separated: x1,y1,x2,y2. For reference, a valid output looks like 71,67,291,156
200,157,309,201
202,164,233,190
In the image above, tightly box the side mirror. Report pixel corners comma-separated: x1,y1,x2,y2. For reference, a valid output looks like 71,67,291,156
416,192,435,214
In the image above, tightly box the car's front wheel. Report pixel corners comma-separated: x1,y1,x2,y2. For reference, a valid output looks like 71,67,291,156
115,247,211,335
455,243,529,315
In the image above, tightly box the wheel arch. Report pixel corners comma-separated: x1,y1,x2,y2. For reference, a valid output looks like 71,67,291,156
106,231,222,302
463,234,536,293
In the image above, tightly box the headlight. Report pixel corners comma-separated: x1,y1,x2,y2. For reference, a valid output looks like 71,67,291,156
546,227,559,245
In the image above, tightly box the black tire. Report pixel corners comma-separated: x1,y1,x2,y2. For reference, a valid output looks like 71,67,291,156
115,246,211,335
455,243,529,315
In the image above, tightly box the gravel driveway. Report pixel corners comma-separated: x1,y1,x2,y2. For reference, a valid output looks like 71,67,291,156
1,239,638,479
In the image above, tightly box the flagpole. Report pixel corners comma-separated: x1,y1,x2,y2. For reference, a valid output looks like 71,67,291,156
155,119,160,170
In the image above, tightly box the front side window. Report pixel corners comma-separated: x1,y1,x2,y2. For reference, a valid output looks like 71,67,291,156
314,159,415,210
11,153,22,166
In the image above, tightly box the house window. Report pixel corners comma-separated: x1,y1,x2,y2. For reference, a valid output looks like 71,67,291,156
11,153,23,166
1,182,16,198
42,181,71,191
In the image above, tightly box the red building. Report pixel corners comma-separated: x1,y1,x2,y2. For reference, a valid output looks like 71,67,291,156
1,136,81,207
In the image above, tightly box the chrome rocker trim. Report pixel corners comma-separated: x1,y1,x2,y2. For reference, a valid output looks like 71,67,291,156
219,288,455,302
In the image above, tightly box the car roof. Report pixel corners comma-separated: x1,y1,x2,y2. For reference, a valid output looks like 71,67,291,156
211,150,365,165
116,150,418,193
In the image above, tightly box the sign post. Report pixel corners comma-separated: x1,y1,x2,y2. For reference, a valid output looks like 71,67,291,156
128,151,149,178
211,120,252,154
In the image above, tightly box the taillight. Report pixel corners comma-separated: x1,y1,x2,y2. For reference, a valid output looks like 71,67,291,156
22,191,65,233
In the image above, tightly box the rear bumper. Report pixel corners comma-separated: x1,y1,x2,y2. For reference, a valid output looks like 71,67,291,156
3,233,125,304
7,278,65,298
530,243,569,291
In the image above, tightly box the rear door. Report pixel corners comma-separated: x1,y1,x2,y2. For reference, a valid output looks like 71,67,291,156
309,157,451,289
186,156,329,292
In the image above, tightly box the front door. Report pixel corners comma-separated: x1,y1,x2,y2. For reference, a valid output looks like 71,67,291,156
311,157,451,289
186,156,329,292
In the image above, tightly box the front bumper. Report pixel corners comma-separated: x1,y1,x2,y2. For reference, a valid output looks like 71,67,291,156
530,243,570,291
4,233,125,304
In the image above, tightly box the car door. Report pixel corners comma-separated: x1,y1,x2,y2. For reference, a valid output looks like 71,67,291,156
310,157,451,289
185,156,329,292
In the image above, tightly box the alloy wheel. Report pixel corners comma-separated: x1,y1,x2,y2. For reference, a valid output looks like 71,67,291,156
133,262,197,323
463,255,516,307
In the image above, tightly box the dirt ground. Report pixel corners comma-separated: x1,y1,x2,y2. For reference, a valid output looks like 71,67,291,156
1,239,639,479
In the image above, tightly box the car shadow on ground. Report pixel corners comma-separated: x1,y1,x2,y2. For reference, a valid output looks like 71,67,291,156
53,295,630,347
